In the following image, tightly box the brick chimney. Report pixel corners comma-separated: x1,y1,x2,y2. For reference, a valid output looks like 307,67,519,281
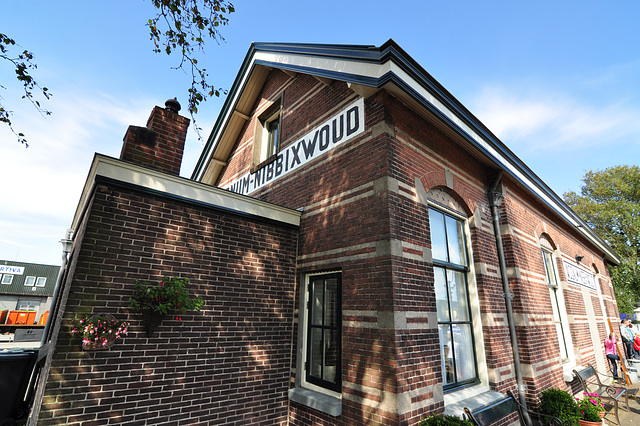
120,98,190,176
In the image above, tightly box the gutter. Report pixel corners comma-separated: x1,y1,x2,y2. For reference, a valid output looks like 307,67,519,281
487,172,530,425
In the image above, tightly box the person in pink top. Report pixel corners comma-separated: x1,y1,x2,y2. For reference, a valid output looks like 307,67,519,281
605,332,620,379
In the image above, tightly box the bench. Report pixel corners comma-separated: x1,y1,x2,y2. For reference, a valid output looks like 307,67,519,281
464,390,563,426
573,365,636,425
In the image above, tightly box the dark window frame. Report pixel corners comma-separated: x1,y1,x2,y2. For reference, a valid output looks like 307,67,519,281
265,114,280,158
305,272,342,393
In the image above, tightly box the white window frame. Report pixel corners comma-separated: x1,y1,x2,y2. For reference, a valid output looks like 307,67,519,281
541,246,575,367
24,276,36,286
427,202,490,408
1,274,13,285
17,300,39,311
35,277,47,287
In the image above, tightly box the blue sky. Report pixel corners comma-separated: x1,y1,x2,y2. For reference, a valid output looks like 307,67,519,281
2,1,639,265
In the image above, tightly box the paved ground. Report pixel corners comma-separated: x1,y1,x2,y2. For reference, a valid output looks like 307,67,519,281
606,381,640,426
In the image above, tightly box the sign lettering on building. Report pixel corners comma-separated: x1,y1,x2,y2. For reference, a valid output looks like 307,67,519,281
562,260,596,291
0,265,25,275
225,98,366,196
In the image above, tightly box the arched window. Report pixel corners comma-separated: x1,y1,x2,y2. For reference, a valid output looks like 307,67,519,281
428,191,478,389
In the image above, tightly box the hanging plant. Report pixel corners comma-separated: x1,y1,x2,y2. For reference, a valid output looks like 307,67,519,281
70,314,129,350
129,277,205,337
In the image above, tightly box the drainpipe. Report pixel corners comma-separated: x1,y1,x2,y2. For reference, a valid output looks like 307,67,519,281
487,173,529,423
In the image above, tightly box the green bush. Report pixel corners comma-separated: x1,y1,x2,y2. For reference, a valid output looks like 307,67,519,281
538,388,580,426
418,414,473,426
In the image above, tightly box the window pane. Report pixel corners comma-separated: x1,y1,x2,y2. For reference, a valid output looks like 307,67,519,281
448,270,469,322
544,251,557,287
429,209,447,262
267,117,279,155
1,274,13,284
446,215,465,265
434,267,449,322
549,287,569,360
309,327,323,378
324,329,338,382
453,324,476,381
549,288,560,320
24,276,35,286
439,324,455,385
325,278,338,326
36,277,46,287
311,281,324,325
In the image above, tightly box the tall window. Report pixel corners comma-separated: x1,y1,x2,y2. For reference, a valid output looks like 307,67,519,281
306,272,342,392
265,114,280,158
542,247,569,362
429,207,478,389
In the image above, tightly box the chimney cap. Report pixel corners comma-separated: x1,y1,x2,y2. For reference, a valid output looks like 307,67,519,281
165,98,181,113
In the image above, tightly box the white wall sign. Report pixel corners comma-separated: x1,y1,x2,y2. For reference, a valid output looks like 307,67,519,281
225,98,365,196
563,260,596,291
0,265,25,275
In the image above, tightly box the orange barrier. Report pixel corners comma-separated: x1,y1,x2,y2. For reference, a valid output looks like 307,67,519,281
5,310,37,325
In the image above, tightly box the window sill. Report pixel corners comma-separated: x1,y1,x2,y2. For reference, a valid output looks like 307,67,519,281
563,361,579,383
288,386,342,417
443,385,504,418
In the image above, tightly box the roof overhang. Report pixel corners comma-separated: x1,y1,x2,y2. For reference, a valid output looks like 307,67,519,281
191,40,619,265
71,155,301,233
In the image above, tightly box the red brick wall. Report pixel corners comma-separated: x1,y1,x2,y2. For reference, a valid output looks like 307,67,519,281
210,69,618,425
36,182,298,425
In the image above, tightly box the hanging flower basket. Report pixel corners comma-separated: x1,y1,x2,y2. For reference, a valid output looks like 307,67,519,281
70,313,129,351
142,310,165,338
129,277,205,338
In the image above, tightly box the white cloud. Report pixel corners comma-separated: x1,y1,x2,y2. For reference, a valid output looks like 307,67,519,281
0,88,156,264
471,85,640,153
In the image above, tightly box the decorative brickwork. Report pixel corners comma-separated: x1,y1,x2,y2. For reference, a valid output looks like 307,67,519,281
214,70,619,425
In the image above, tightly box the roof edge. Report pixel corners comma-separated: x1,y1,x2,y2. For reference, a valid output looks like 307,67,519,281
189,41,619,265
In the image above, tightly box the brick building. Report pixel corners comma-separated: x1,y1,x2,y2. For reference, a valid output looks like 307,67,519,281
32,40,620,425
1,261,59,317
